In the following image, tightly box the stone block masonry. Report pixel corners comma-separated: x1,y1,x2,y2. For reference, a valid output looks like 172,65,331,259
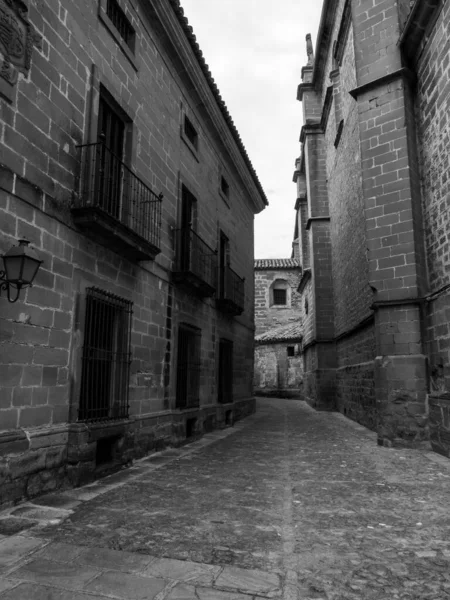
0,0,267,505
294,0,449,447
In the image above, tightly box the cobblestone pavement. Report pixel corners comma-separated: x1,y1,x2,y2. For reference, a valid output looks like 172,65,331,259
0,398,450,599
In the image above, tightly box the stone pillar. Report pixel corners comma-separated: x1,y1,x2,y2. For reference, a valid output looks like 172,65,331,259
298,46,336,411
351,0,428,445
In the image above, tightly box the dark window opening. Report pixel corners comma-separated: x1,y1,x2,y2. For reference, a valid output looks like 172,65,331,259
79,287,132,422
218,231,230,298
287,346,295,357
220,176,229,198
176,325,201,409
273,289,287,305
184,115,198,149
96,90,126,220
186,417,197,438
305,298,309,314
218,339,233,404
106,0,135,50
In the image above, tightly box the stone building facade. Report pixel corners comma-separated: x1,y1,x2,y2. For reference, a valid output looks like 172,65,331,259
254,259,303,397
294,0,450,449
0,0,267,505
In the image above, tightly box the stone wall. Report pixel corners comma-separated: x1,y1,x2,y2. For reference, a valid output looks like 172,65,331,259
415,0,450,392
0,0,263,505
254,268,302,335
254,343,303,397
335,322,376,430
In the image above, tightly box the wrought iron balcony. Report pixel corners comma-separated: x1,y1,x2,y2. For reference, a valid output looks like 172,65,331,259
72,142,163,261
217,265,245,316
173,227,217,297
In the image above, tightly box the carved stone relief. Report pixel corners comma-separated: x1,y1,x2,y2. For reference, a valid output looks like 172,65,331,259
0,0,42,100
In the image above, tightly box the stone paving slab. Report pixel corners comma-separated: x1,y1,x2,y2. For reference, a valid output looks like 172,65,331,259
140,556,221,585
0,583,100,599
83,570,167,599
214,566,282,597
75,545,155,572
0,536,44,568
7,557,100,590
0,399,450,600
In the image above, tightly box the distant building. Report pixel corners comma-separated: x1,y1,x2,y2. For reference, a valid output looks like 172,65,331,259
254,259,303,397
0,0,267,505
294,0,450,451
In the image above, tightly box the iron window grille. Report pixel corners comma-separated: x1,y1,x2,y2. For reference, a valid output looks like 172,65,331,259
79,287,132,422
184,116,198,149
176,324,201,409
218,339,233,404
106,0,135,50
273,289,287,305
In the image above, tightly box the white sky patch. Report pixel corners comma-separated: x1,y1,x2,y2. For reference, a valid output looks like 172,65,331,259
180,0,323,258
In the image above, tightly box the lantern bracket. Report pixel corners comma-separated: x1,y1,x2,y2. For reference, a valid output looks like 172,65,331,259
0,271,22,303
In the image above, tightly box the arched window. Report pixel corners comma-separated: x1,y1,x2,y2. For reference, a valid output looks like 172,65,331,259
269,279,290,307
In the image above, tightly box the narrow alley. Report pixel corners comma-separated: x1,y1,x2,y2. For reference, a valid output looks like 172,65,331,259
0,399,449,599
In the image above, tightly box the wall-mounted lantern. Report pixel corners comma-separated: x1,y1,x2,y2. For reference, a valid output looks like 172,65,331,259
0,239,43,303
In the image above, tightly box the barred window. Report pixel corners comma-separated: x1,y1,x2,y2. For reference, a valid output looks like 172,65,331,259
79,287,132,422
106,0,135,50
218,339,233,404
176,324,201,409
273,288,287,305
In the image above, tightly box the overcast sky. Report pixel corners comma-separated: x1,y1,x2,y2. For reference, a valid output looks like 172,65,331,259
180,0,323,259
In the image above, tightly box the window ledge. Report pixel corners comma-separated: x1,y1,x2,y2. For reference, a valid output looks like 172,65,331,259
98,4,139,72
180,129,200,163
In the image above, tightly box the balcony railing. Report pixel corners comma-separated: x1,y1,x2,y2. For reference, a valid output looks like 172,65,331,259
72,142,163,261
217,265,245,316
173,227,217,297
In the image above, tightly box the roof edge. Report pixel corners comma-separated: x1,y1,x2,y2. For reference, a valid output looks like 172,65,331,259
170,1,268,209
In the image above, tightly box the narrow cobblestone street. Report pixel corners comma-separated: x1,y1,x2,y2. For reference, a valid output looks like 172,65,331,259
0,398,450,599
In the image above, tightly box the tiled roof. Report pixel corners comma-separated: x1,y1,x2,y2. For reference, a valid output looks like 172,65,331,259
254,258,301,270
171,1,268,207
255,322,303,344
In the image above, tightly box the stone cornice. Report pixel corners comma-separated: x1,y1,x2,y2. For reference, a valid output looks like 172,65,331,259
295,194,307,211
297,82,314,102
370,297,426,311
146,0,268,213
399,0,444,65
349,67,416,99
306,216,330,230
298,268,312,293
299,122,322,144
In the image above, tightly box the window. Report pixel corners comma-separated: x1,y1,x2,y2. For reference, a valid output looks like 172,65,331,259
287,346,295,357
96,90,127,220
218,231,230,297
273,289,287,305
220,176,229,198
184,115,198,149
79,287,132,422
218,339,233,404
106,0,135,50
176,324,201,409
